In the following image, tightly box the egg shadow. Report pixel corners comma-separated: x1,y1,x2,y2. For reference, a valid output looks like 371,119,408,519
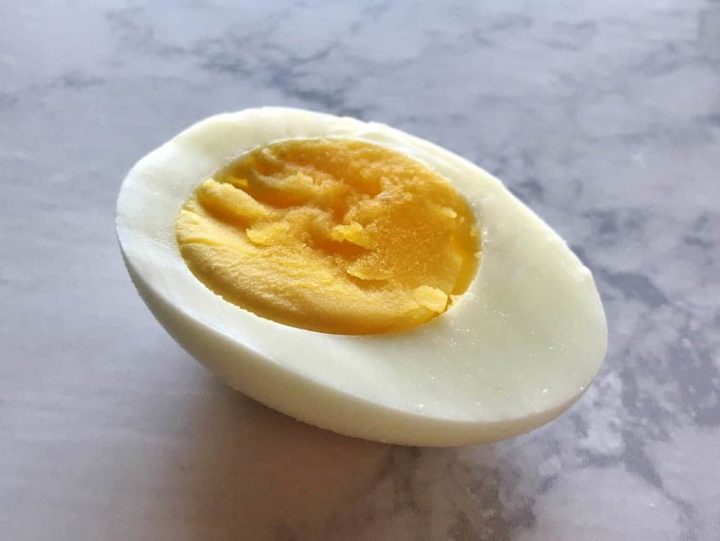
160,367,516,540
319,442,514,541
165,370,394,540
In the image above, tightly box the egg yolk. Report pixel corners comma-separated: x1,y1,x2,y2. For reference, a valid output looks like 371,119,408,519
175,138,479,334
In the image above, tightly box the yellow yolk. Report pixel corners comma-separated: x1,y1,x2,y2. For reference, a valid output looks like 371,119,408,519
175,139,479,334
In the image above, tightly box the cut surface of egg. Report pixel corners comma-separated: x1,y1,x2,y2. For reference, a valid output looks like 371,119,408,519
116,107,607,446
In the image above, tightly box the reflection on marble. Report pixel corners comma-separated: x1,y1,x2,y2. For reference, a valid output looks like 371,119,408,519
1,0,719,539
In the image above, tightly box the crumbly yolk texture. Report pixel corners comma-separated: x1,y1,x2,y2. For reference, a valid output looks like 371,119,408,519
175,139,479,334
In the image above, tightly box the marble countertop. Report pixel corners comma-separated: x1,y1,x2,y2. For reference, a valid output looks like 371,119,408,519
2,1,719,539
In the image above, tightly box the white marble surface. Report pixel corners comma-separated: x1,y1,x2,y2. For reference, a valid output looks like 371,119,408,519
2,1,719,539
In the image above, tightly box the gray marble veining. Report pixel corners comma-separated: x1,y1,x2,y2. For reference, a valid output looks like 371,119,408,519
1,1,719,539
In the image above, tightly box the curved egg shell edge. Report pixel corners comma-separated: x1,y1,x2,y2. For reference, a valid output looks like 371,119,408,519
122,253,584,446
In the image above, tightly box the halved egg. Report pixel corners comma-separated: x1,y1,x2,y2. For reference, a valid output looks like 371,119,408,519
116,107,607,446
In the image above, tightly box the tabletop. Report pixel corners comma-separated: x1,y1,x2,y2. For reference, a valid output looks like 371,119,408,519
2,1,719,540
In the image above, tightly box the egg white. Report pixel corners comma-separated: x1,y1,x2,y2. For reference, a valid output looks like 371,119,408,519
116,107,607,446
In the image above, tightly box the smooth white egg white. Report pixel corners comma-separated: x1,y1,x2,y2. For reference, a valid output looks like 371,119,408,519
116,107,607,446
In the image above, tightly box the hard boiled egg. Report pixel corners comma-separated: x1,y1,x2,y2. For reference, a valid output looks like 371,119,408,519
116,107,607,446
